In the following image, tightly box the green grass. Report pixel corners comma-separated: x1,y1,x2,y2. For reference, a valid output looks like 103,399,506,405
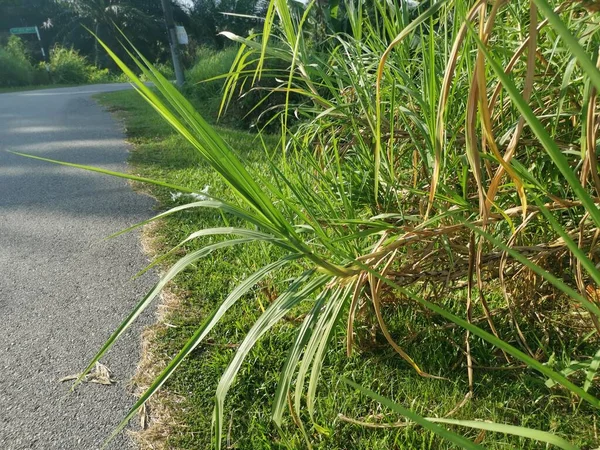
96,88,599,450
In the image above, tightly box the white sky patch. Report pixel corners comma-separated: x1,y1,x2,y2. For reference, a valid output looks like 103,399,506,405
175,0,194,11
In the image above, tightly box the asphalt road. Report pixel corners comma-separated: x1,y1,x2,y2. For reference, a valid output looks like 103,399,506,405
0,84,157,449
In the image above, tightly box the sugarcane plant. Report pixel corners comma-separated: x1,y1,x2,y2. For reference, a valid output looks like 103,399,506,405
13,0,600,447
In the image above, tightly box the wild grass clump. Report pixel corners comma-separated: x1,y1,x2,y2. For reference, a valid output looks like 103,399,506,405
21,0,600,448
182,46,238,122
183,45,300,129
216,3,600,446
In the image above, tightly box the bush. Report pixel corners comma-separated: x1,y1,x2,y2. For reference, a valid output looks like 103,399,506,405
155,61,174,80
0,36,35,86
0,49,33,86
32,64,51,85
139,61,174,83
0,38,116,87
86,67,112,84
48,46,91,84
0,50,33,87
5,35,31,63
181,47,237,124
47,45,116,84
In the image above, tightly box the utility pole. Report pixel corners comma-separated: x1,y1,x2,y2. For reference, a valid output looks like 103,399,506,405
160,0,185,87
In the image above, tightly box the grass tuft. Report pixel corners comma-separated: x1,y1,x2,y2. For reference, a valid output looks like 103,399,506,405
96,88,599,449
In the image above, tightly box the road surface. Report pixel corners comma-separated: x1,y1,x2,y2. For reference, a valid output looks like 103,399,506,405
0,84,156,449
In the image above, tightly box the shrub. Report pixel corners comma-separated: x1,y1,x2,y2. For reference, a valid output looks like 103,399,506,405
0,37,113,87
184,46,238,96
5,35,31,63
139,61,174,83
47,45,115,84
0,49,33,86
155,61,174,80
0,36,35,86
48,46,90,84
86,67,112,84
32,64,51,85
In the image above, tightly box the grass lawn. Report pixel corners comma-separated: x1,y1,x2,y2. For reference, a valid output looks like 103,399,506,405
95,89,599,450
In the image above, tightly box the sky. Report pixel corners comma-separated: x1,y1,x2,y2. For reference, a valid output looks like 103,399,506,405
175,0,194,11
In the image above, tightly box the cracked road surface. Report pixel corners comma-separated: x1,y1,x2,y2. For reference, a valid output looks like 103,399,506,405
0,84,156,449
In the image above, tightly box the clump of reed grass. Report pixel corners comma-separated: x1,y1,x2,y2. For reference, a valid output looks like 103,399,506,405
15,0,600,448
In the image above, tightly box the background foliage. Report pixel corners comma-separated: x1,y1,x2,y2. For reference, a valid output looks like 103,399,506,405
0,0,263,85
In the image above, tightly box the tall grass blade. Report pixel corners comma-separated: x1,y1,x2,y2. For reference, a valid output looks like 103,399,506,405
74,237,260,389
8,151,195,194
426,418,579,450
104,255,300,445
375,0,450,200
214,273,328,449
342,378,484,449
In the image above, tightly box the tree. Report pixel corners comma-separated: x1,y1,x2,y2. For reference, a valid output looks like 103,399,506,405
56,0,167,67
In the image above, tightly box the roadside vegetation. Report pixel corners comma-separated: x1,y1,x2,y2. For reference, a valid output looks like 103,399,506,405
83,0,600,446
98,86,598,450
0,35,115,88
1,0,264,90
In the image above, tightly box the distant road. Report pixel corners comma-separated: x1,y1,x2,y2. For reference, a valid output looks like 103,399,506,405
0,84,156,449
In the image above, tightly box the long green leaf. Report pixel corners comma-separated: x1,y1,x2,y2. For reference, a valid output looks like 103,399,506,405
8,151,195,194
294,284,345,415
584,348,600,393
107,200,280,241
532,0,600,93
272,289,327,425
343,378,484,449
306,286,351,422
177,227,293,251
104,255,300,446
345,380,579,449
428,418,579,450
74,238,258,389
214,273,328,449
